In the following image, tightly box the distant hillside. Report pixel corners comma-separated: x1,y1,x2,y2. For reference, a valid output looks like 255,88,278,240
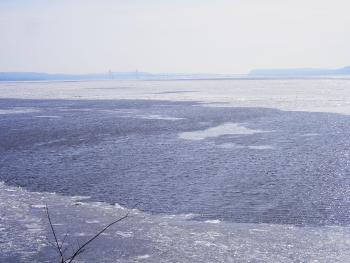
0,72,153,81
249,66,350,77
0,72,243,81
3,67,350,81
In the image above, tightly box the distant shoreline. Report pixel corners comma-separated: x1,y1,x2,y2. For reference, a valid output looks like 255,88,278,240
1,69,350,82
2,76,350,83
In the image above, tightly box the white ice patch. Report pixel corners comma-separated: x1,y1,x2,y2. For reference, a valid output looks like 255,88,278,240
0,107,40,114
218,143,274,150
31,204,46,209
218,143,245,149
300,133,320,137
86,220,100,224
134,114,184,121
205,219,221,224
70,195,91,201
34,115,61,118
136,254,150,260
247,145,274,150
179,123,269,141
114,203,127,210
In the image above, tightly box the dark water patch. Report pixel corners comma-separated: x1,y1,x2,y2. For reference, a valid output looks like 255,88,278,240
1,98,350,226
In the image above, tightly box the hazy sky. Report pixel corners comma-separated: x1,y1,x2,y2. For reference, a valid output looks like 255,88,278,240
0,0,349,74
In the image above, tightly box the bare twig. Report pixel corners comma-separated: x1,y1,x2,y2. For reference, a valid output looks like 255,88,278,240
45,203,135,263
45,204,64,263
59,233,68,251
66,211,130,263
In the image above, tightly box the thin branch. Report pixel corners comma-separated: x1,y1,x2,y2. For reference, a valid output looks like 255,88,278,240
45,237,58,249
59,233,69,251
45,204,64,263
45,202,137,263
66,212,130,263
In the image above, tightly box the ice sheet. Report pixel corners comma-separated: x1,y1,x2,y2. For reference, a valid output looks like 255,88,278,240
2,79,350,114
1,182,350,262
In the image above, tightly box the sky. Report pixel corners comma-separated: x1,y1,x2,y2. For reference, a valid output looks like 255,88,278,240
0,0,349,74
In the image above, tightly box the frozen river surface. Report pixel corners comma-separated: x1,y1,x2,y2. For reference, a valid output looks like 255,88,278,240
1,79,350,262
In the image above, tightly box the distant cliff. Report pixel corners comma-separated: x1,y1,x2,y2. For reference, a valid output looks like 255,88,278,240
249,66,350,77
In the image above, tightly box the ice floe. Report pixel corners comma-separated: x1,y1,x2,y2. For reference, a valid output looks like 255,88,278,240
179,123,270,140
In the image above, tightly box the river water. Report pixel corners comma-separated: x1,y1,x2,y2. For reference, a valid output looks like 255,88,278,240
1,79,350,262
